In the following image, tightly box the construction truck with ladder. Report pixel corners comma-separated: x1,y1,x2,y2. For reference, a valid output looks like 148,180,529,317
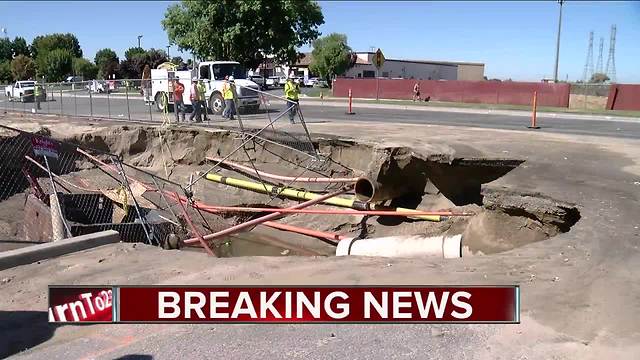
150,61,261,115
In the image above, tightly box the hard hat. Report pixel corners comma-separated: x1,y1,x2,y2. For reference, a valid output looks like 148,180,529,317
229,76,234,82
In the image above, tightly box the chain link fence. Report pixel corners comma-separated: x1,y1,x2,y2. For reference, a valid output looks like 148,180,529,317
1,78,318,155
0,124,206,250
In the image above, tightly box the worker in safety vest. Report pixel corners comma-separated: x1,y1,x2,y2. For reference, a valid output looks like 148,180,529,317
172,77,185,122
196,79,209,122
284,75,300,124
34,81,43,110
222,76,237,120
189,77,202,122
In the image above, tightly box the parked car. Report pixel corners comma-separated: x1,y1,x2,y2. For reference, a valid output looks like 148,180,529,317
86,80,107,93
313,79,329,88
277,76,287,86
64,76,84,83
265,77,276,87
304,77,319,87
249,75,268,90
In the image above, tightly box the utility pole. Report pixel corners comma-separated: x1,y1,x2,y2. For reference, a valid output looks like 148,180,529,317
553,0,564,83
166,45,170,58
137,35,143,48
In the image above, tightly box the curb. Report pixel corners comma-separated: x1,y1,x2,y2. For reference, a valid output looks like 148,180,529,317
0,230,120,271
299,97,640,122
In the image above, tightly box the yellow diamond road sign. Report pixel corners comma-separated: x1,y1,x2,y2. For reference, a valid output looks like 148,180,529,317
373,48,385,69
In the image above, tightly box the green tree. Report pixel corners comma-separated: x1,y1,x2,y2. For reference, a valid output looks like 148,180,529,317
72,58,98,79
162,0,324,69
124,47,146,60
11,37,30,57
589,73,610,84
145,48,168,69
0,38,12,61
309,33,352,88
120,48,167,79
94,48,119,79
10,55,36,80
0,61,12,83
30,33,82,59
38,49,73,81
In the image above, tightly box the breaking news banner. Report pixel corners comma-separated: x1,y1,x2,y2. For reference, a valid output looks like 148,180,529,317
49,286,519,324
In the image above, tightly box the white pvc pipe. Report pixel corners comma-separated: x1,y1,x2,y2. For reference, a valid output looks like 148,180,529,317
335,234,462,259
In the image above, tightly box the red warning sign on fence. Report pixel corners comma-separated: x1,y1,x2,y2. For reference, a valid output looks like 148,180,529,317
31,136,59,159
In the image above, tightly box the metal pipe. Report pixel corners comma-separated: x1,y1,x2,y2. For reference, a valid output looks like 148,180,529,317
207,156,359,183
174,191,215,256
125,83,131,122
183,186,350,244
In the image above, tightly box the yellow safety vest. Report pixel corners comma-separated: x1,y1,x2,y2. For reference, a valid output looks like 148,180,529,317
196,82,206,101
223,82,235,100
284,80,299,100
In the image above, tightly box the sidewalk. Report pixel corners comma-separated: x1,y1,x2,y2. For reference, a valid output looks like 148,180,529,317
300,96,640,122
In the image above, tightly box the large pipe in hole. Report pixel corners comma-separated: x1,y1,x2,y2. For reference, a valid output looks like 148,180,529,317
336,234,462,259
354,176,409,203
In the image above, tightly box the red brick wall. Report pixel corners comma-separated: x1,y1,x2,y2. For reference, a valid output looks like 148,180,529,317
333,79,571,107
606,84,640,111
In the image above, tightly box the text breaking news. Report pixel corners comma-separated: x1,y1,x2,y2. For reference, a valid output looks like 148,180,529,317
49,286,519,324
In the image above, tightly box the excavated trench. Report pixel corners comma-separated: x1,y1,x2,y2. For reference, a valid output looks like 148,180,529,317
0,125,581,257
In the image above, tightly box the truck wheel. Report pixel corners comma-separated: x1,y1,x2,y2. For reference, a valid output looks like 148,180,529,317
209,93,224,115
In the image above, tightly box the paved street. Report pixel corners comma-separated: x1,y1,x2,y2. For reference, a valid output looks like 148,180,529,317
2,90,639,139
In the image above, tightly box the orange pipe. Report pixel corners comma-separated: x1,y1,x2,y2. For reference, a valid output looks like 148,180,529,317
183,187,350,245
208,157,359,183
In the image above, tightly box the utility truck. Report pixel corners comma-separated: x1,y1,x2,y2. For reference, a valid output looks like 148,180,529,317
5,80,42,102
150,61,261,115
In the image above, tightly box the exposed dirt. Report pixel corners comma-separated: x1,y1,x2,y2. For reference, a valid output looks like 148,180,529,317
0,123,580,257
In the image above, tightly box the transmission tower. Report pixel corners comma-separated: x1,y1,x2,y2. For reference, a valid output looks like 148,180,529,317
582,31,594,82
595,37,604,74
605,25,616,83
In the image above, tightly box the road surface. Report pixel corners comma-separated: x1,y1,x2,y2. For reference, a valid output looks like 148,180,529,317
1,91,638,139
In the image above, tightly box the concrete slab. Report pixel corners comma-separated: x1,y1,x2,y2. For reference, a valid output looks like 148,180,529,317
0,230,120,271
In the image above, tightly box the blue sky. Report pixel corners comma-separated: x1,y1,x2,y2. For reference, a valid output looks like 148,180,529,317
1,1,638,82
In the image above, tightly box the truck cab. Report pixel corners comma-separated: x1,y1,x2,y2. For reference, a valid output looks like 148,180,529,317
5,80,39,102
198,61,261,115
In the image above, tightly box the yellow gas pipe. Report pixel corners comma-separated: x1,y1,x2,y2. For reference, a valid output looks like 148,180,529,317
202,172,442,222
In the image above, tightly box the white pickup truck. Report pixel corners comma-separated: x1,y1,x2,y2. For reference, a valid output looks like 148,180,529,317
5,80,40,102
150,61,261,115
